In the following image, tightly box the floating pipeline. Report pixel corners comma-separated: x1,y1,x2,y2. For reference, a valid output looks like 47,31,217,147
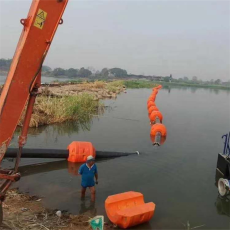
5,141,140,162
105,191,155,229
147,85,167,146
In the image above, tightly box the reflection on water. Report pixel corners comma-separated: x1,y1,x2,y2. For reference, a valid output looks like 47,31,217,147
4,87,230,229
79,199,97,216
29,121,92,136
215,196,230,217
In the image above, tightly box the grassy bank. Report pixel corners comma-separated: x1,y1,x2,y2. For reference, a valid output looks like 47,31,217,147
19,94,103,128
17,81,126,128
124,80,230,90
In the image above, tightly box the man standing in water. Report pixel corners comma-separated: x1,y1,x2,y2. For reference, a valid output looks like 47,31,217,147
78,155,98,202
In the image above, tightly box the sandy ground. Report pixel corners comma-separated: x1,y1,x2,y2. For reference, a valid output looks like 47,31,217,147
1,189,115,230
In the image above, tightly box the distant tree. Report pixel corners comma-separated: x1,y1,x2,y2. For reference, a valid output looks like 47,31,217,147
42,65,52,72
192,76,198,82
109,68,127,78
53,68,66,76
78,67,92,78
214,79,221,85
101,68,109,77
0,58,12,71
87,66,96,74
164,76,171,82
65,68,78,78
183,76,189,82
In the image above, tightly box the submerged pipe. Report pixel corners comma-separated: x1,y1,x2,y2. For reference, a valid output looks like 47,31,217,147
5,148,139,159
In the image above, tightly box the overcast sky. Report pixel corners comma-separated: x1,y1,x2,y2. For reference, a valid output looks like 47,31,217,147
0,0,229,81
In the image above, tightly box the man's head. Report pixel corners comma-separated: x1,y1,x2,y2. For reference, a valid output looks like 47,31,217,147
86,155,95,167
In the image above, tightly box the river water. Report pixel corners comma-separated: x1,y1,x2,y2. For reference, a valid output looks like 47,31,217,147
0,75,74,85
2,78,230,228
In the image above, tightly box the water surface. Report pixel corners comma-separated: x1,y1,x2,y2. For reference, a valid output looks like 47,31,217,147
5,87,230,229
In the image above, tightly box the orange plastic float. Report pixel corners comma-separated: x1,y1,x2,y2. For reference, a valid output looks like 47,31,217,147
147,101,156,109
67,141,96,163
149,111,163,123
156,85,162,89
147,98,155,104
105,191,155,229
148,95,156,101
152,89,158,94
150,124,167,136
148,106,159,114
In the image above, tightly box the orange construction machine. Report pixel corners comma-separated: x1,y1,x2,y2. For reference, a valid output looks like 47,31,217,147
0,0,69,222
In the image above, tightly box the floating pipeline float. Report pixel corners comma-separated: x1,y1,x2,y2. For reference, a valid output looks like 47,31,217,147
147,101,156,109
149,94,156,99
148,106,159,114
105,191,155,229
5,141,140,162
155,85,162,89
150,123,167,136
147,97,156,104
150,123,167,146
149,111,163,124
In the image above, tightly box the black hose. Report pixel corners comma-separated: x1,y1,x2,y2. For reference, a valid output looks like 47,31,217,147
5,148,139,159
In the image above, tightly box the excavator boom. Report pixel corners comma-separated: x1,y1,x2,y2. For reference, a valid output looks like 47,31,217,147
0,0,69,215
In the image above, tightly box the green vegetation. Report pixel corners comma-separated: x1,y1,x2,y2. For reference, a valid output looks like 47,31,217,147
124,80,230,90
106,80,125,93
19,94,103,127
124,80,158,88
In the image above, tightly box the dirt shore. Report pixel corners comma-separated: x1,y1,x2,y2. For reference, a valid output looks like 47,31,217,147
40,81,126,100
1,189,115,230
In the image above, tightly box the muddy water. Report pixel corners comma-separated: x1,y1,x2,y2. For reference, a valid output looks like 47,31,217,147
5,87,230,229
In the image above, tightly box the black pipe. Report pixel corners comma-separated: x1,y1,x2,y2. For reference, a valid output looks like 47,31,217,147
5,148,139,159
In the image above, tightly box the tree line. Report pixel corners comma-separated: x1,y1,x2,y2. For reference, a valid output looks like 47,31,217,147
0,58,228,86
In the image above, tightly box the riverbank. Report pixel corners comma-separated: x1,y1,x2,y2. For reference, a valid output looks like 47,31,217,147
1,189,114,230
